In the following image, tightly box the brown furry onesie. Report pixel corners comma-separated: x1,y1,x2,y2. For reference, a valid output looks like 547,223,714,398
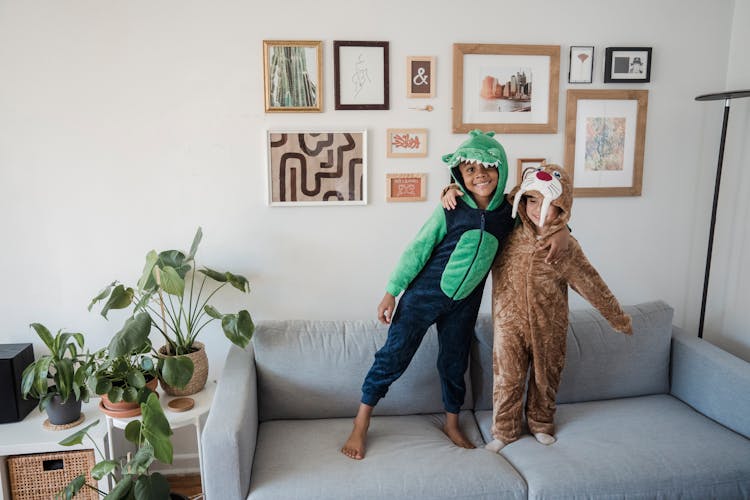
490,163,632,445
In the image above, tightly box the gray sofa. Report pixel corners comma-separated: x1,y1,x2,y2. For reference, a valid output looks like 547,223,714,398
202,301,750,499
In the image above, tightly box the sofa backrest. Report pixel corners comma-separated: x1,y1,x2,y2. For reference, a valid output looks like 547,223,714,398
252,320,473,421
471,300,674,411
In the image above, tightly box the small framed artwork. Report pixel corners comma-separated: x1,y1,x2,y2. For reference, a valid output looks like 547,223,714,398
406,56,435,98
386,128,428,158
334,40,389,110
263,40,323,112
568,46,594,84
452,43,560,134
267,130,367,206
564,89,648,197
604,47,652,83
386,173,427,202
516,158,547,184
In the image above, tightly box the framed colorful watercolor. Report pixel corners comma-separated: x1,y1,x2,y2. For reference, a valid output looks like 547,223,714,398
516,158,547,185
568,46,594,84
604,47,652,83
386,128,428,158
266,130,367,206
452,43,560,134
263,40,323,112
564,89,648,197
334,40,389,110
406,56,435,98
386,173,427,202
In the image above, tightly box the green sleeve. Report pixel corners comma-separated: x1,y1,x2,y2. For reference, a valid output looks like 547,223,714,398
385,205,447,297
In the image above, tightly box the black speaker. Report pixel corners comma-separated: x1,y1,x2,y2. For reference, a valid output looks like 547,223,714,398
0,343,37,423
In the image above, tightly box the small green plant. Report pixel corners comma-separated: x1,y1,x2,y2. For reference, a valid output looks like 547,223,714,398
20,323,94,411
57,392,173,499
89,344,157,404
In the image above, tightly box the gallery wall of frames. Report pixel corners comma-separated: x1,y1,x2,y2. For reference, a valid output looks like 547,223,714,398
262,40,653,206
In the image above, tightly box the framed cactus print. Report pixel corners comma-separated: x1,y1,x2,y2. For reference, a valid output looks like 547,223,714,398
263,40,323,112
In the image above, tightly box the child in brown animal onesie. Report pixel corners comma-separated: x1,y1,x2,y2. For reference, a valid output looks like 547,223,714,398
485,163,632,452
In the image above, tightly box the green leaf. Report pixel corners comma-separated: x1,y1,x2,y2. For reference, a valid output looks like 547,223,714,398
221,310,255,349
122,386,138,402
95,378,112,396
157,250,187,277
60,474,87,500
187,227,202,261
199,266,226,283
134,472,170,500
157,266,185,297
108,313,152,357
104,474,133,499
141,393,173,464
55,358,75,400
137,250,159,292
124,420,142,444
129,444,155,473
58,419,100,446
91,460,118,481
89,281,117,312
30,323,54,350
203,305,222,319
159,355,193,389
107,386,124,403
225,271,250,292
101,285,134,319
126,369,146,389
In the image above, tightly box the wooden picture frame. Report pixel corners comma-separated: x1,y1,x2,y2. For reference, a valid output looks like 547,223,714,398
569,46,594,84
263,40,323,112
564,89,648,197
334,40,389,110
386,173,427,202
604,47,652,83
386,128,428,158
452,43,560,134
266,130,367,206
406,56,435,98
516,158,547,185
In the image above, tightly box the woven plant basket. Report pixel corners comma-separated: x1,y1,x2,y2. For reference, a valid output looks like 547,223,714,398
158,341,208,396
7,449,97,500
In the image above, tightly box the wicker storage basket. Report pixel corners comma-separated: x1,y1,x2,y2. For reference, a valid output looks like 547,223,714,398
7,449,97,500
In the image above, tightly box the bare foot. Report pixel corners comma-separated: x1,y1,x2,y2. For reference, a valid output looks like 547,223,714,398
444,412,476,449
341,403,373,460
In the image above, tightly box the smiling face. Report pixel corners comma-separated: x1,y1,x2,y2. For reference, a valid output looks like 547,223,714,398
457,162,498,209
525,193,561,229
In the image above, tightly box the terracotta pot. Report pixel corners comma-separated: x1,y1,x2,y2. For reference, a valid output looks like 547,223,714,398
158,342,208,396
99,377,158,417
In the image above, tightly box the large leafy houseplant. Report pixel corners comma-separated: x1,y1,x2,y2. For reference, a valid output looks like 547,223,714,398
20,323,95,424
58,392,177,499
89,228,254,390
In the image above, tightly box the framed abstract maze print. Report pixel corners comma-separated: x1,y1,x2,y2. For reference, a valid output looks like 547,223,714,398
266,130,368,206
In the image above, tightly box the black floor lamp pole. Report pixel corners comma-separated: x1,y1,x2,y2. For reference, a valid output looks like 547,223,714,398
694,89,750,339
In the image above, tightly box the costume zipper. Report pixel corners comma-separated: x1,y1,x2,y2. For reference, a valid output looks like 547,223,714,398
452,211,485,300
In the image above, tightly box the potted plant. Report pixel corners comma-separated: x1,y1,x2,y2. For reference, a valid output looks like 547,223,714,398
89,228,254,395
20,323,95,425
57,392,187,499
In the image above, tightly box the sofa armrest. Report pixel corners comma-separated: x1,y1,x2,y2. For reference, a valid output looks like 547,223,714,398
202,343,258,500
670,328,750,439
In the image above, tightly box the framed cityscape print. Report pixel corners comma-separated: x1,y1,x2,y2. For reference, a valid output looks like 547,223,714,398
604,47,652,83
267,130,367,206
386,173,427,202
406,56,435,98
564,89,648,197
568,46,594,83
334,40,389,110
386,128,428,158
452,43,560,134
263,40,323,112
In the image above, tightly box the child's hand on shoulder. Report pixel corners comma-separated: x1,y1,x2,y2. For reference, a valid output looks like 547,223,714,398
378,293,396,324
539,227,571,264
441,184,464,210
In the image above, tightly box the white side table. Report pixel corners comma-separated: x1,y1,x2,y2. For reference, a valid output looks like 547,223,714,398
104,380,216,490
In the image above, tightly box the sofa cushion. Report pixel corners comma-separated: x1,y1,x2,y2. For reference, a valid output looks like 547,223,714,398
253,320,473,421
471,300,674,410
475,395,750,499
248,411,526,500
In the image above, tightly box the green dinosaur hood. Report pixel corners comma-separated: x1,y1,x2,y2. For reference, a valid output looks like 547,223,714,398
441,129,508,210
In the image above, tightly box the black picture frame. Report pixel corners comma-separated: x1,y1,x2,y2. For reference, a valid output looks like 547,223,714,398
604,47,652,83
334,40,389,110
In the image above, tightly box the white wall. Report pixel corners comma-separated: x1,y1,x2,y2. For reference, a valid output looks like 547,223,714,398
0,0,744,469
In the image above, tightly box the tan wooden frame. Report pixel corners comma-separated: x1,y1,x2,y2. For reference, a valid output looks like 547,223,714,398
386,173,427,202
564,89,648,197
406,56,435,98
452,43,560,134
516,158,547,186
386,128,428,158
263,40,323,113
